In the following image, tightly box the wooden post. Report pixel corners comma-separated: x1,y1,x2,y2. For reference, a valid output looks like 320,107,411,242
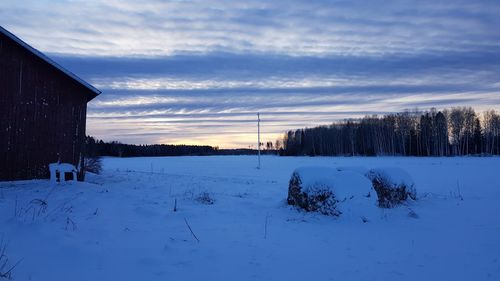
257,112,261,169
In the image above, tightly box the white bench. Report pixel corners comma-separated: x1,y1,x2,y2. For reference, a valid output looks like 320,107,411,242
49,163,77,182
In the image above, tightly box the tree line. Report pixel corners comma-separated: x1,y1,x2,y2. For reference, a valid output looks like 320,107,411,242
84,136,219,157
84,136,276,157
280,107,500,156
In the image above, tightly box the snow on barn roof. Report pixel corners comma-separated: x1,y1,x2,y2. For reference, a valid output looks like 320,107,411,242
0,26,101,97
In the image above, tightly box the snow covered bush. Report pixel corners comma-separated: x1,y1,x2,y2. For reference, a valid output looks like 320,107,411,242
288,166,376,217
365,167,417,208
196,192,215,205
288,171,339,216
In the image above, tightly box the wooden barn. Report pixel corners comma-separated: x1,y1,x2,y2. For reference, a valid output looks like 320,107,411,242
0,26,100,181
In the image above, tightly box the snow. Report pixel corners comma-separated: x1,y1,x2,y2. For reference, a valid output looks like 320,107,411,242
336,165,370,175
292,166,336,187
366,167,416,198
292,166,372,198
1,156,500,281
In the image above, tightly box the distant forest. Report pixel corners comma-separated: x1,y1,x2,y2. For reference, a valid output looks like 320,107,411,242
84,136,267,157
280,107,500,156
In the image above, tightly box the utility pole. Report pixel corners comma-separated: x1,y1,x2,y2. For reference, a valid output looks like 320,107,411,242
257,112,261,169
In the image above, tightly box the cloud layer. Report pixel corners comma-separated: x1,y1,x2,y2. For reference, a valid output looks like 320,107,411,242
1,0,500,147
2,0,500,56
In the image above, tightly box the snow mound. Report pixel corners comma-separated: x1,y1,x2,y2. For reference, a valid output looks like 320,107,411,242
365,167,417,208
288,166,376,218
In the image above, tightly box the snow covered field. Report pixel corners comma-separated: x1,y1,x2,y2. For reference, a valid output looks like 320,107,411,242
1,156,500,281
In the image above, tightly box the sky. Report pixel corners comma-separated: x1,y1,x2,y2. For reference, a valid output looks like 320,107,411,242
1,0,500,148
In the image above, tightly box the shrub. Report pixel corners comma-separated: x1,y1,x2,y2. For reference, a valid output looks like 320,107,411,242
288,170,341,216
196,192,215,205
365,167,417,208
83,156,102,175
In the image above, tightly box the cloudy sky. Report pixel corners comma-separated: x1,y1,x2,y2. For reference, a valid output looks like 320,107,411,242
1,0,500,148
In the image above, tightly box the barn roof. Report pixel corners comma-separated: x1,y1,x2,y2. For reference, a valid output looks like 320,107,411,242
0,26,101,98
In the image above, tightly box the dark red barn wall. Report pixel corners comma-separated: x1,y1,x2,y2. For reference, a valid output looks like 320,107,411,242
0,31,95,181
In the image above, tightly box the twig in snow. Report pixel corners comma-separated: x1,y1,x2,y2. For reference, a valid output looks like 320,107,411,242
402,202,419,219
65,217,77,231
13,198,49,222
456,180,464,201
264,213,270,239
407,207,419,219
173,198,177,212
184,218,199,243
13,196,18,218
44,192,82,220
0,236,23,280
29,199,48,216
0,258,23,279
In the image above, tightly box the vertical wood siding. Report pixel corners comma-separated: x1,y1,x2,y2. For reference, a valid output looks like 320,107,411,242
0,32,93,181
